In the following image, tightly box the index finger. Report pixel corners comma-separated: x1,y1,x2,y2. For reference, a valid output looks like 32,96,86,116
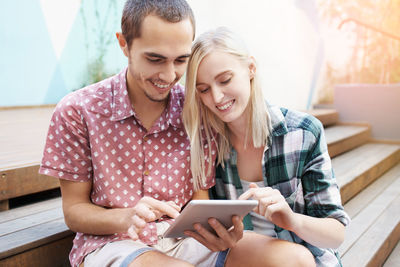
143,198,180,218
238,188,256,200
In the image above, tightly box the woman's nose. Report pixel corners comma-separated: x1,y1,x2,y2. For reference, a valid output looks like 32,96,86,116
211,87,224,103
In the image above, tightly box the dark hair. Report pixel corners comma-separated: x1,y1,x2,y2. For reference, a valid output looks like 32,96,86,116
121,0,195,48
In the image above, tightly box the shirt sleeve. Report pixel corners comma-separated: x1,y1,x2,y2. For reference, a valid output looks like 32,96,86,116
301,116,351,226
39,94,93,182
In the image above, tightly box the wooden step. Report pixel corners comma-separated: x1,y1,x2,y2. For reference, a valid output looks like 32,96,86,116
306,109,339,127
0,106,54,170
0,106,57,211
333,143,400,203
383,240,400,266
325,124,371,158
0,197,73,266
339,164,400,266
0,165,60,210
0,197,62,224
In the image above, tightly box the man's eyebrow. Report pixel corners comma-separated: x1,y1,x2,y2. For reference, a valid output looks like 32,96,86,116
177,54,191,59
144,52,166,59
144,52,191,60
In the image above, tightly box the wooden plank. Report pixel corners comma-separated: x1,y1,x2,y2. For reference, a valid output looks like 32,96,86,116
0,197,62,223
383,240,400,266
339,175,400,256
0,218,73,259
0,200,9,212
0,107,54,170
333,143,400,203
305,109,339,126
0,235,73,267
341,195,400,267
0,104,56,111
325,124,371,158
0,208,64,237
370,138,400,145
344,164,400,218
0,165,60,201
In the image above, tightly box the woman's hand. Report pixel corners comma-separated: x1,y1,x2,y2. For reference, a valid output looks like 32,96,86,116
238,183,297,231
183,215,244,251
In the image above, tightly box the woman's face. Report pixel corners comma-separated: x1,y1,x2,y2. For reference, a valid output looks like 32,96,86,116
195,50,255,124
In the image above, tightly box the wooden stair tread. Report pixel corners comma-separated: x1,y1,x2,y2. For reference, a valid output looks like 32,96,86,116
0,218,72,259
333,143,400,203
0,107,54,170
0,206,64,238
383,240,400,266
344,164,400,218
0,197,62,223
324,124,371,158
341,194,400,266
339,168,400,256
305,109,339,126
325,125,369,145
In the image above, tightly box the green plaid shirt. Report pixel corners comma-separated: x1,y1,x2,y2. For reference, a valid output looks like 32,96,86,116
210,106,350,267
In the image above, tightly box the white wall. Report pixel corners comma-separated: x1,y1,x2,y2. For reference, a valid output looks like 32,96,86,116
187,0,321,110
334,84,400,141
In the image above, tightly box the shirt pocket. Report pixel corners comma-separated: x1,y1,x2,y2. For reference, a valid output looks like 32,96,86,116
165,149,192,202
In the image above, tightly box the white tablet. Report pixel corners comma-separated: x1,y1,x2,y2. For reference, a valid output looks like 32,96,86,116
163,199,258,238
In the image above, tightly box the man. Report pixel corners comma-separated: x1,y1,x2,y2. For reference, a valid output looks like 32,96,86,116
40,1,243,266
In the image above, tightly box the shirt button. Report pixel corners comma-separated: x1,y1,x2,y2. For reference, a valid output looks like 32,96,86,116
144,170,149,176
143,136,148,142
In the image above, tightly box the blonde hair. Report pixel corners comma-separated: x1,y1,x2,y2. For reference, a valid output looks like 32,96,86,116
183,27,270,191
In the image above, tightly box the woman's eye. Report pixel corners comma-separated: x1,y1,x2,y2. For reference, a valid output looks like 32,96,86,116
198,87,209,94
221,78,231,84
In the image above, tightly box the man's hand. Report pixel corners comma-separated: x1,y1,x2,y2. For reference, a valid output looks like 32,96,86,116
126,197,181,240
183,215,244,251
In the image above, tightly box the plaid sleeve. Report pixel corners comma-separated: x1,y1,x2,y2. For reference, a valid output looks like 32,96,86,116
301,116,350,226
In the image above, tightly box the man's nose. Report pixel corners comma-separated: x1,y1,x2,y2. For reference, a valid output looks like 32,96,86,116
159,63,177,83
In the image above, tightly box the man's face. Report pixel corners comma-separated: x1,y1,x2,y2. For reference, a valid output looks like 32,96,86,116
124,15,193,104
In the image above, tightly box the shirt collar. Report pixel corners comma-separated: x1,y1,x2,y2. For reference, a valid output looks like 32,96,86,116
162,84,184,129
268,105,289,137
110,67,135,121
110,67,184,129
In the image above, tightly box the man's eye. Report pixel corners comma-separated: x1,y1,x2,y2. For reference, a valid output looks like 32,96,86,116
147,58,161,63
175,59,188,64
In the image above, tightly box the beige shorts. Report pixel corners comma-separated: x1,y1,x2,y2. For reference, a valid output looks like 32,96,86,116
84,221,229,267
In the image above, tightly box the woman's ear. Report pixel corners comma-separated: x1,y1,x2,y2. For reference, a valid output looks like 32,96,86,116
116,32,129,57
248,56,256,79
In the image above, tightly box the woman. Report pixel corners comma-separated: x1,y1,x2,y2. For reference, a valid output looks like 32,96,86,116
183,27,350,266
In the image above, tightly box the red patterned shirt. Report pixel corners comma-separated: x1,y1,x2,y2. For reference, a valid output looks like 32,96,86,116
39,68,215,267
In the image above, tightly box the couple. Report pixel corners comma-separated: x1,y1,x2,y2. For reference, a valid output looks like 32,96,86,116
39,0,350,266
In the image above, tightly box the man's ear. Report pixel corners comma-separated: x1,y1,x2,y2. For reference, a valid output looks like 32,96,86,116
116,32,129,57
248,56,256,79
